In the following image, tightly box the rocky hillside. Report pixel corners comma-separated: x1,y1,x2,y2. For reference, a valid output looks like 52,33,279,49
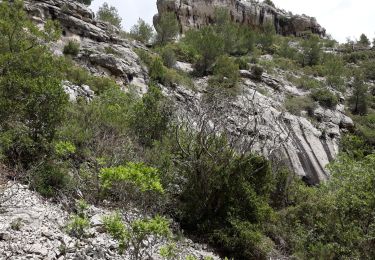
1,0,374,259
155,0,326,37
0,182,218,259
22,0,351,183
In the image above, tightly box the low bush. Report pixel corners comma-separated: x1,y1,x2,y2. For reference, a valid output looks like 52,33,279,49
103,213,171,257
285,96,316,116
160,46,177,68
210,55,240,88
63,40,80,56
235,56,250,70
310,88,338,108
100,162,164,209
30,161,70,197
66,200,90,238
251,65,264,81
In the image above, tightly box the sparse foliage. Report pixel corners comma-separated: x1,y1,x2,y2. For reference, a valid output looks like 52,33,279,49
96,2,122,28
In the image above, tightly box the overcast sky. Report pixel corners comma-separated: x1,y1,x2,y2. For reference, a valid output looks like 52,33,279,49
91,0,374,43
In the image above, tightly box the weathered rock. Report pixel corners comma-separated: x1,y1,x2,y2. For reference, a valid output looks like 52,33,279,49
155,0,326,37
0,183,220,259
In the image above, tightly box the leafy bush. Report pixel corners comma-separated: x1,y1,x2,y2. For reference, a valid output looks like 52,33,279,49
278,154,375,259
171,129,276,259
310,88,338,108
235,56,250,70
103,213,171,258
160,46,177,68
66,200,90,238
251,65,264,81
183,26,224,76
77,0,92,5
30,161,70,197
300,35,322,66
129,18,154,44
0,1,66,167
128,84,171,147
285,96,316,116
63,40,80,56
210,55,239,88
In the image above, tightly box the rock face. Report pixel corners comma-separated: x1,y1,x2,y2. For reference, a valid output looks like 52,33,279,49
0,182,219,259
160,70,353,184
155,0,326,37
24,0,149,90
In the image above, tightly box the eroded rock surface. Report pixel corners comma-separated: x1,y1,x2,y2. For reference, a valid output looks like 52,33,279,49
155,0,326,37
0,182,219,260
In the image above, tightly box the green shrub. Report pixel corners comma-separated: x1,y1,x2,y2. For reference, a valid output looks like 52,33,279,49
149,57,166,83
63,40,80,56
295,76,322,90
155,11,179,45
285,96,316,116
210,55,240,88
172,129,275,259
310,88,338,108
66,200,90,238
30,161,70,197
104,46,120,56
129,18,154,44
160,46,177,68
278,154,375,259
0,1,67,167
96,3,122,28
251,65,264,81
183,26,224,76
300,35,322,66
77,0,92,5
103,213,171,257
235,56,250,70
128,84,171,147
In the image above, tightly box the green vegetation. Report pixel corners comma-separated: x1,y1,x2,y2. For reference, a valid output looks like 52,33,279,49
96,2,122,28
63,40,80,56
103,213,171,258
155,12,179,45
310,88,339,109
66,200,90,238
285,96,316,116
129,18,154,44
1,1,375,260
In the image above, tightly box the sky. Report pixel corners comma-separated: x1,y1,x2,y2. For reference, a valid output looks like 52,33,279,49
91,0,375,43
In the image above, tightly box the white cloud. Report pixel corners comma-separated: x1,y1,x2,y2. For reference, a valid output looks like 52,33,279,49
90,0,375,43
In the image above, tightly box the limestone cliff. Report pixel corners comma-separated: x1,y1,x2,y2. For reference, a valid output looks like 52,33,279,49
155,0,326,37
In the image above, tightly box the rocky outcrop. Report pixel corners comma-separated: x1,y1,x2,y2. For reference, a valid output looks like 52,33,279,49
0,182,219,259
160,70,353,183
24,0,149,89
155,0,326,37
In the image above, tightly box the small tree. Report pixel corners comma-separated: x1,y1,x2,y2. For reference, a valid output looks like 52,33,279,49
358,33,370,47
96,2,122,28
155,12,179,45
349,72,368,115
130,18,154,44
300,35,321,66
211,55,239,88
183,26,224,75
